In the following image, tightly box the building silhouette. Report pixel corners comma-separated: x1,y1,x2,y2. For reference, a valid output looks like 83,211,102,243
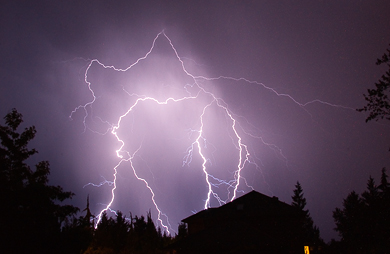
170,190,305,254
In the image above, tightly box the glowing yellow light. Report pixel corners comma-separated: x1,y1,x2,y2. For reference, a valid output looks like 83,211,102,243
304,246,310,254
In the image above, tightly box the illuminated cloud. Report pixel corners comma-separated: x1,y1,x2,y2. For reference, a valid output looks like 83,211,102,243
71,31,357,234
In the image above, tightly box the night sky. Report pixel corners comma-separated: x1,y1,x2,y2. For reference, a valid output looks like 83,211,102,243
1,1,390,242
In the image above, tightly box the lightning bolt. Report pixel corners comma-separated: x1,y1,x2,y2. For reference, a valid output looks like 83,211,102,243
70,31,354,234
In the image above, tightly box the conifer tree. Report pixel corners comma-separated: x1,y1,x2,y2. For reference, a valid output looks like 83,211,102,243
333,168,390,252
291,181,322,246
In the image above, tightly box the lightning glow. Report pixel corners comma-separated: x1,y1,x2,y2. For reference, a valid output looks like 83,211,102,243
70,31,354,234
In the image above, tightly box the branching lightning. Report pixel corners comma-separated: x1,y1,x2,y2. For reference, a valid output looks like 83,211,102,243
70,31,354,234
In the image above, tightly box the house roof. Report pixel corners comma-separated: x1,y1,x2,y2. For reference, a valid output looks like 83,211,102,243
182,190,297,223
173,190,305,253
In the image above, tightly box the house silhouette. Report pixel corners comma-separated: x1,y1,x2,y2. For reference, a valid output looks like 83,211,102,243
169,190,305,254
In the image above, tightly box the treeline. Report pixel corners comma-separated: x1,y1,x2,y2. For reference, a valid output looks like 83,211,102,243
0,109,174,254
294,168,390,254
62,210,172,254
330,168,390,253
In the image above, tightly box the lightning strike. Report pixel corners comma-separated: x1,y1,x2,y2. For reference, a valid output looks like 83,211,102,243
70,31,354,234
83,176,114,188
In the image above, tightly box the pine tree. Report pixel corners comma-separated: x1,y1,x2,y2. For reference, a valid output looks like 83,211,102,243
362,176,379,206
292,181,307,211
333,191,366,252
291,181,322,246
333,168,390,253
379,167,389,193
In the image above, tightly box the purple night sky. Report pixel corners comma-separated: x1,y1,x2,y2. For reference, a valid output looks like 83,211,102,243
1,1,390,242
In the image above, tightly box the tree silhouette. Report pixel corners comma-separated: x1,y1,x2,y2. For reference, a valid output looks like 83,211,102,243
0,109,79,254
62,196,95,254
379,167,389,192
126,211,162,254
358,45,390,122
291,181,322,247
377,168,390,249
333,168,390,253
292,181,307,210
83,210,171,254
333,191,365,251
176,222,188,240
